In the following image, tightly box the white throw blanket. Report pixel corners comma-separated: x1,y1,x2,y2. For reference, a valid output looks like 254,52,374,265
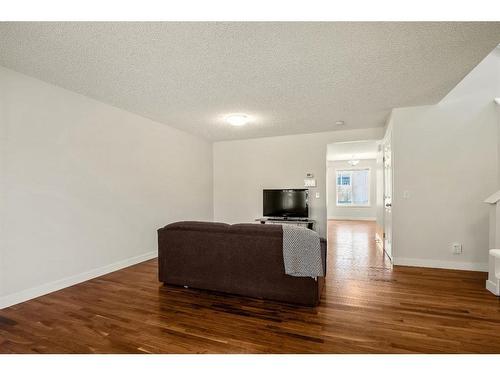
282,224,324,278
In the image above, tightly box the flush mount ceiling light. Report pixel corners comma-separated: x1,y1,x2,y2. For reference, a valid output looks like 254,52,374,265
348,156,360,166
225,113,250,127
335,120,345,126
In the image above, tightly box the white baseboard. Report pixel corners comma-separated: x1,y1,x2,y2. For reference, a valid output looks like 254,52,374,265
328,216,376,221
393,257,488,272
0,251,157,309
486,280,500,296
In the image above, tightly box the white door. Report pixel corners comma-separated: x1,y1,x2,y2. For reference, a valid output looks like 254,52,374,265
383,131,393,261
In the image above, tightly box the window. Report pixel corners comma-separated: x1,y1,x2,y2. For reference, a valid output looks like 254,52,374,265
336,169,370,206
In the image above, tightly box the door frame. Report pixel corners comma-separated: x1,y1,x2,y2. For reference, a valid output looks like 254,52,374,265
326,139,380,229
382,125,394,262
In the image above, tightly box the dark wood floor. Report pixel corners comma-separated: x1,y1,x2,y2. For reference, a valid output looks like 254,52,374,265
1,220,500,353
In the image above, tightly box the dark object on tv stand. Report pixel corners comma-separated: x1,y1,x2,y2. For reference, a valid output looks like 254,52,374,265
269,217,307,221
158,221,327,306
257,217,316,230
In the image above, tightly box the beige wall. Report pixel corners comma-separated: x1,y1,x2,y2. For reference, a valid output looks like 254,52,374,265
0,67,213,306
391,47,500,271
213,127,385,238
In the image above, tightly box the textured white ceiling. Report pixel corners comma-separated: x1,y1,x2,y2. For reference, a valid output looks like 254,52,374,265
0,22,499,141
327,141,379,161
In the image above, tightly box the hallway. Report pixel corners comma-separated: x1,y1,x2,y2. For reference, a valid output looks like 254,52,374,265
328,220,391,275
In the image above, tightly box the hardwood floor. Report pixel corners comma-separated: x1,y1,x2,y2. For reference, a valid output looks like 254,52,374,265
1,220,500,353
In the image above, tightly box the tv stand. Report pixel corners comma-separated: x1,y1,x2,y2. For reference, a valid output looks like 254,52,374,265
256,218,316,231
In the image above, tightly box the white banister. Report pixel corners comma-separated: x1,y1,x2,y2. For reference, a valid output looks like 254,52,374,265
484,193,500,296
484,190,500,204
490,250,500,277
487,249,500,295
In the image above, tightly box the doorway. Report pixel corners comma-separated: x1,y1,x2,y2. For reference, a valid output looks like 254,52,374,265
326,139,392,263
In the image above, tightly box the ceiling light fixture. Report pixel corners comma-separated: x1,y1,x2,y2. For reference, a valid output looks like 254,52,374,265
226,113,250,127
348,155,360,166
335,120,345,126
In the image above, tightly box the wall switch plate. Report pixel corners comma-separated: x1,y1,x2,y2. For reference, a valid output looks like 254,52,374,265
315,192,320,199
452,243,463,254
403,190,411,199
304,178,316,187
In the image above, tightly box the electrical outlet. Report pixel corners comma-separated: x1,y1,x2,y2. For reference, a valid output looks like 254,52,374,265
452,243,463,254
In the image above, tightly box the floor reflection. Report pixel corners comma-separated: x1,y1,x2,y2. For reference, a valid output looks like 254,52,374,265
327,220,392,281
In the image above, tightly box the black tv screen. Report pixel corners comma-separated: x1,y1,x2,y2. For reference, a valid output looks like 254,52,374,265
263,189,309,218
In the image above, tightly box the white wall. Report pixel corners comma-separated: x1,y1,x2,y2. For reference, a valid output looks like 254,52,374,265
327,159,377,220
0,67,213,307
391,47,500,271
213,128,385,238
375,140,385,239
0,80,6,298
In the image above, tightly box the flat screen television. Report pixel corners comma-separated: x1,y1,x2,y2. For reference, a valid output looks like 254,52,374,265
263,189,309,219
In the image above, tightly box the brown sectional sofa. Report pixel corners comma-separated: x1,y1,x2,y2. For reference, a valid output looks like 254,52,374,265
158,221,327,306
